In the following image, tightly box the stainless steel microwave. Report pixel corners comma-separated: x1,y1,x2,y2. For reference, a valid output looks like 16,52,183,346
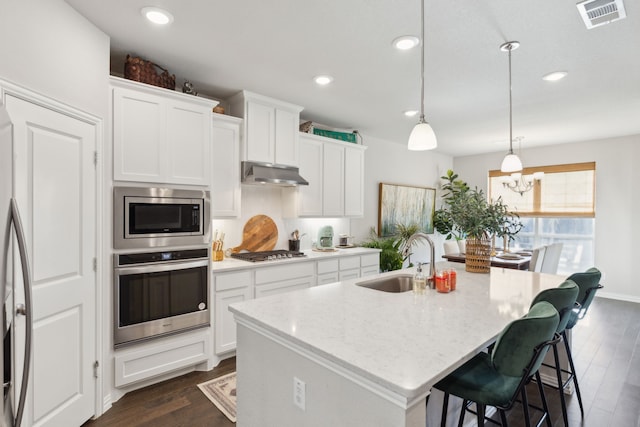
113,186,210,249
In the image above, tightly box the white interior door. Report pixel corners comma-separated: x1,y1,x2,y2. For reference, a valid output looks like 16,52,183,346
5,94,96,427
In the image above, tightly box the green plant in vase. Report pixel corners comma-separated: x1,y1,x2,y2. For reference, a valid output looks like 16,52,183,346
434,169,522,272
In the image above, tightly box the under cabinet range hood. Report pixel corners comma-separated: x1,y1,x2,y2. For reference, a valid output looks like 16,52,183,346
241,161,309,186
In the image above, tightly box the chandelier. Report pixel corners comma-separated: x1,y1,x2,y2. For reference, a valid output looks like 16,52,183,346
501,171,544,195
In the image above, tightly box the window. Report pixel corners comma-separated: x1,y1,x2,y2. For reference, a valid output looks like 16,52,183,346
489,162,596,275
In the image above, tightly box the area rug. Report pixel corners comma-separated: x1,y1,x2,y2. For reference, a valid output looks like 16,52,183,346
197,371,237,422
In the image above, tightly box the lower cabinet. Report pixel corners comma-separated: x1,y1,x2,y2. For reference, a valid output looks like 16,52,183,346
114,328,211,387
361,253,381,277
214,270,253,355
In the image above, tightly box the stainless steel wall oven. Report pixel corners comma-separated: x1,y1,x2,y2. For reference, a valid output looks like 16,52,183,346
113,248,209,347
113,186,210,249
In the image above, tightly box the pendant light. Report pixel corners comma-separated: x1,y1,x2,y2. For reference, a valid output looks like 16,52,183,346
408,0,437,151
499,41,523,173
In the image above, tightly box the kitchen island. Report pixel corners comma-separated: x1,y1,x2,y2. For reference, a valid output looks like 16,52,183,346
229,262,566,427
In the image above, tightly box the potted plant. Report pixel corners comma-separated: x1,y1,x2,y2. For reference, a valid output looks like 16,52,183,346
360,228,404,272
434,170,522,273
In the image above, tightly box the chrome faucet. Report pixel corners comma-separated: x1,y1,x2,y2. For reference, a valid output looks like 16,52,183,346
403,233,436,288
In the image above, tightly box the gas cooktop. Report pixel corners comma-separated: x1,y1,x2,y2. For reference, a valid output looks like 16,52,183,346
230,250,306,262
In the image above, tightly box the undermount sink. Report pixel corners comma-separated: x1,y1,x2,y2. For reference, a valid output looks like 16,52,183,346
356,274,414,293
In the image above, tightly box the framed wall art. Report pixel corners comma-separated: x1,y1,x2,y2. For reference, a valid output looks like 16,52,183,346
378,183,436,237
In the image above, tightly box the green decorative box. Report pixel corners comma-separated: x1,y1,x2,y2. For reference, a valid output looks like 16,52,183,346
312,128,357,143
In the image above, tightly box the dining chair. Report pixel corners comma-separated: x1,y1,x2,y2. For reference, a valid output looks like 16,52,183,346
528,246,546,272
434,301,560,427
540,243,563,274
529,280,579,426
443,240,459,255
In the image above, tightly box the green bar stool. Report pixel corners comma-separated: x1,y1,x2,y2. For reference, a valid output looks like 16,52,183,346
434,301,560,427
554,268,603,420
529,280,579,426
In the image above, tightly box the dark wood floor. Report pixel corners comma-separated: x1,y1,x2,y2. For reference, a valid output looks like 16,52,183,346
83,297,640,426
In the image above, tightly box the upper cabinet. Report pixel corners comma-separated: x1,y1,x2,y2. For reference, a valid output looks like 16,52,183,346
111,76,216,185
227,90,303,167
291,133,366,218
211,114,242,217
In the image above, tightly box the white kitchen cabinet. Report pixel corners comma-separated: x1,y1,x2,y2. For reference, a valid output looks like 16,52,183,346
292,133,366,218
360,253,381,277
111,76,216,185
114,328,211,387
227,90,303,167
296,136,324,216
214,270,253,355
316,259,339,286
255,262,315,296
211,114,242,217
344,143,365,217
322,142,345,216
339,256,361,281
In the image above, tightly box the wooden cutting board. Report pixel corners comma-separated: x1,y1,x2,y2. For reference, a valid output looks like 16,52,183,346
230,215,278,253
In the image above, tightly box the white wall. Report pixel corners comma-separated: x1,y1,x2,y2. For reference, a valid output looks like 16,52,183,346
0,0,109,118
350,134,453,265
453,135,640,302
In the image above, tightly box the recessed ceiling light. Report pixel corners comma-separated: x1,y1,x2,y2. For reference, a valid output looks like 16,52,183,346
314,75,334,86
141,7,174,25
393,36,420,50
404,110,419,117
542,71,568,82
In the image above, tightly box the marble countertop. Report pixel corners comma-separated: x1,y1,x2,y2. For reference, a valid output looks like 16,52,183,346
229,262,566,400
210,246,381,273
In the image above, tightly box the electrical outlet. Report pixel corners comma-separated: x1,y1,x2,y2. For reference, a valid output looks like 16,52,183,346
293,377,306,411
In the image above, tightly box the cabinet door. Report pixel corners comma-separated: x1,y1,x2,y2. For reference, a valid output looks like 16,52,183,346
297,136,323,216
245,100,275,163
215,286,252,354
255,277,313,299
166,100,211,185
211,116,241,217
344,145,365,217
322,143,345,216
274,108,299,166
339,269,360,281
113,87,166,182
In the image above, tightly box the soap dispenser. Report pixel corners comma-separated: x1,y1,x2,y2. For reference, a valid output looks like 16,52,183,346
413,262,427,295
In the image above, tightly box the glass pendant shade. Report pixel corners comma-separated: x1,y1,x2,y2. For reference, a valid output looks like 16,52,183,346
408,121,437,151
500,152,523,173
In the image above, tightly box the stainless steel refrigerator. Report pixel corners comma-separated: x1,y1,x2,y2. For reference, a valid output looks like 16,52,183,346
0,104,32,427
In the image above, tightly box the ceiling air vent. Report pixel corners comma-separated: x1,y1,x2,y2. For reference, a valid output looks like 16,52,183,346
577,0,627,29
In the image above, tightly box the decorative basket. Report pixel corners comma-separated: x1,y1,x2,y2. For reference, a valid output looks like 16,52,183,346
124,55,176,90
465,238,491,273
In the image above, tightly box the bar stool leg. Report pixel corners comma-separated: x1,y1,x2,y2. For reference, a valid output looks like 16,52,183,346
552,342,570,426
457,399,468,427
440,392,449,427
521,387,531,427
563,331,585,417
535,371,553,427
476,403,486,427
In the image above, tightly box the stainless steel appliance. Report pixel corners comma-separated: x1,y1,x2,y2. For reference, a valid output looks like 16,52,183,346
113,248,209,347
1,105,32,427
230,250,306,262
113,186,210,249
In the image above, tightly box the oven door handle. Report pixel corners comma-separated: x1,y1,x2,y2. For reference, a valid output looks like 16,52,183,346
114,258,208,275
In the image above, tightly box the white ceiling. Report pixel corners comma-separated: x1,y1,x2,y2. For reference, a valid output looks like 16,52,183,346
65,0,640,157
